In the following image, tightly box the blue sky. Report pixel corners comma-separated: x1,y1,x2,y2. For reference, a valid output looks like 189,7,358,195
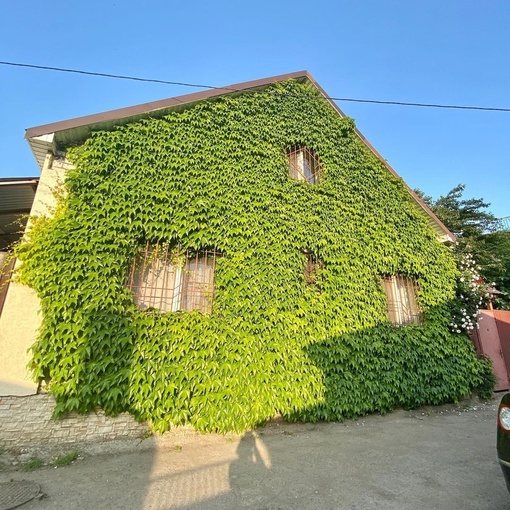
1,0,509,218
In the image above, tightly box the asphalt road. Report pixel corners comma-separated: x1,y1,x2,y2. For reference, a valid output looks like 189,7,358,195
2,398,508,509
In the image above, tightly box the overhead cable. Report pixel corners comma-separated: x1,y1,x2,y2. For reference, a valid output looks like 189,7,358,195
1,60,509,113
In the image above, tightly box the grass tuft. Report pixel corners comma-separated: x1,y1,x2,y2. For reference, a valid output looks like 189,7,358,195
22,458,44,471
54,451,80,467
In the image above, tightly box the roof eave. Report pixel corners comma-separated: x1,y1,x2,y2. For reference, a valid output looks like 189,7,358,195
26,133,56,173
25,70,312,149
353,130,455,242
24,70,454,242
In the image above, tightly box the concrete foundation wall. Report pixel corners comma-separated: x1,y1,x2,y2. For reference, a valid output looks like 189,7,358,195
0,394,149,450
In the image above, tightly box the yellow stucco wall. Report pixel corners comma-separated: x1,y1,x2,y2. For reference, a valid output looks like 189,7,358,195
0,153,71,395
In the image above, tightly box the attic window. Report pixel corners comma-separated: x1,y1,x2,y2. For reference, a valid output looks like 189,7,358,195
288,146,321,184
303,250,324,287
381,275,421,325
126,243,222,314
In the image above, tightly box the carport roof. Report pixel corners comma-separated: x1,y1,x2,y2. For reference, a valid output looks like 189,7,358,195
0,178,39,251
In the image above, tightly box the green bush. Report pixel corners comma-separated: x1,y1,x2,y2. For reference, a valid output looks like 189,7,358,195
473,355,496,400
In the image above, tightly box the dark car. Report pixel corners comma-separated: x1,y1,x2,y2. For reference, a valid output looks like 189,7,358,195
497,393,510,491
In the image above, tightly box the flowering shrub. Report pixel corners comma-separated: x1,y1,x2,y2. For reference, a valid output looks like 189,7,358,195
450,250,489,334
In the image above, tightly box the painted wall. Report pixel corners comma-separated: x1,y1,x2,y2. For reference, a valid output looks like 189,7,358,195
471,310,510,391
0,153,71,395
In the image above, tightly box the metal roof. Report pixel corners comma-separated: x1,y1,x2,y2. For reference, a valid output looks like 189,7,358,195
24,70,454,242
0,178,39,251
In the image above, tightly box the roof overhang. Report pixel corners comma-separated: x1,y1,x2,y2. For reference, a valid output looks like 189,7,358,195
24,70,455,243
25,71,314,162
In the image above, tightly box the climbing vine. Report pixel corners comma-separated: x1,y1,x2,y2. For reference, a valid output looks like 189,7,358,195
17,80,493,432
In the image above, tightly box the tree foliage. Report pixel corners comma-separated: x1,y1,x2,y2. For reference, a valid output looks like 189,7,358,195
479,231,510,308
417,184,497,239
416,184,509,308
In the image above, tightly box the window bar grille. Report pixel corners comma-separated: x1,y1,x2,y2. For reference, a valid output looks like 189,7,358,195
197,250,203,312
128,243,222,314
211,248,217,307
303,250,323,286
138,241,150,309
159,243,170,312
195,249,200,312
147,243,157,309
382,275,421,325
287,146,320,184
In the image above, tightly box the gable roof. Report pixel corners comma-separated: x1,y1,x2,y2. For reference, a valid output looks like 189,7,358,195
24,71,454,242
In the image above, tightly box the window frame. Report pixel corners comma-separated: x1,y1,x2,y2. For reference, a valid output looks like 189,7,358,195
381,274,422,325
303,249,324,288
287,145,321,184
127,243,222,314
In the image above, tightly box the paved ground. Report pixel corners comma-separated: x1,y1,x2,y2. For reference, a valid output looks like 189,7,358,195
1,398,508,509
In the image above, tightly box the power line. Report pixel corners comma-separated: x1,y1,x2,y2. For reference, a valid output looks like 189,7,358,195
1,60,510,113
0,61,221,90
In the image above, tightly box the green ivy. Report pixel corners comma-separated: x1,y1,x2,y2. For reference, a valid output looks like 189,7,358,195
17,80,492,433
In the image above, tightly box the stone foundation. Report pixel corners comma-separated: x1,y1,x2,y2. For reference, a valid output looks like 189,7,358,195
0,393,149,454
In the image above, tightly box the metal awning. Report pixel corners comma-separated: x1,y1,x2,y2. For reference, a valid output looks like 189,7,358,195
0,178,39,251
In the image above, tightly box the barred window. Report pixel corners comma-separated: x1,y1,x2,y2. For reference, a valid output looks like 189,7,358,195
127,243,222,314
303,249,324,287
288,146,321,184
382,275,421,325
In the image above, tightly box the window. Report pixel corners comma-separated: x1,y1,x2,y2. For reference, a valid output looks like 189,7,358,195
381,275,421,325
126,243,222,314
287,145,321,184
303,249,324,287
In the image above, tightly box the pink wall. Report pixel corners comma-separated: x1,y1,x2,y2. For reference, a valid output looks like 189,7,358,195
471,310,510,391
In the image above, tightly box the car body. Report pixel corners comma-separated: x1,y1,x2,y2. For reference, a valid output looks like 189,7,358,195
497,393,510,491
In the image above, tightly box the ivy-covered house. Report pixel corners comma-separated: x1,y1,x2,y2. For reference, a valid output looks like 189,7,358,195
0,71,491,431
